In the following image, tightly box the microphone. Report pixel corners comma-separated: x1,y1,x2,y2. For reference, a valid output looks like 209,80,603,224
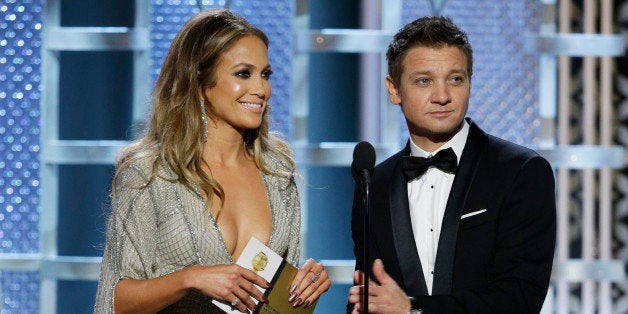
352,141,375,314
352,141,376,184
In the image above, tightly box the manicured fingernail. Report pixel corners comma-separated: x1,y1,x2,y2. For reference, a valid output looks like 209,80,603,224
290,284,297,294
293,298,302,307
288,293,296,302
302,300,310,308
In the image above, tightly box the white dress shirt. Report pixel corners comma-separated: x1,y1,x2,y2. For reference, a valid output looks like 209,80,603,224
407,121,469,295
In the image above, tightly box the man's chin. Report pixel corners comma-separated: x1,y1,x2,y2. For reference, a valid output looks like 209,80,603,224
410,122,463,142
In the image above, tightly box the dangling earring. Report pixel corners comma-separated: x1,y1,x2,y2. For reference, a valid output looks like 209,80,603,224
200,99,208,142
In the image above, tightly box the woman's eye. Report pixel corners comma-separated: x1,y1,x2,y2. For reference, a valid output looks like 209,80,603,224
236,70,251,78
262,70,273,79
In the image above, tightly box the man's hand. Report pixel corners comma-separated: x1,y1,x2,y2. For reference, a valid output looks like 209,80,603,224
347,259,412,314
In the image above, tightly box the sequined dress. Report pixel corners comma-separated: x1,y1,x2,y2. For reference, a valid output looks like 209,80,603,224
93,156,301,313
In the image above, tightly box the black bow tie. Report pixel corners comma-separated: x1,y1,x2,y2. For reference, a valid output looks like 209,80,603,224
402,147,457,181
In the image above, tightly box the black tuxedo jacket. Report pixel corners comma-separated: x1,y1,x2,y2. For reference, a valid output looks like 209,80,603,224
350,119,556,313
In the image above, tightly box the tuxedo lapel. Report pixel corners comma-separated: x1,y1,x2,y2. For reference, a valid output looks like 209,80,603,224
432,120,488,295
389,145,429,296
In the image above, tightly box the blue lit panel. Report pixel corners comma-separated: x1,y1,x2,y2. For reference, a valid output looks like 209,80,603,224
151,0,294,139
401,0,541,146
0,0,44,312
0,271,39,313
0,0,41,254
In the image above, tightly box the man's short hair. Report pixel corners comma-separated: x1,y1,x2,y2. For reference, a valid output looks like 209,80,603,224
386,16,473,85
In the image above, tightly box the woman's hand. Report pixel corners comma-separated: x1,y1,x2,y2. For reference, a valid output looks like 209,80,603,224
186,264,272,312
288,258,331,308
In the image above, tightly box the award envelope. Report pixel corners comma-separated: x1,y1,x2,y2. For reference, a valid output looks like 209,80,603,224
213,237,317,313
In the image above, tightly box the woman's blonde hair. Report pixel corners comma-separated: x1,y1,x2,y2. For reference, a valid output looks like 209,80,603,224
112,9,295,215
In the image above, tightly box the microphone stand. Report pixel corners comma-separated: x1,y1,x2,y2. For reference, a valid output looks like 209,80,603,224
361,169,370,313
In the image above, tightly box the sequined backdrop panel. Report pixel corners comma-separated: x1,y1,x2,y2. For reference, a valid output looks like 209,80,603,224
0,0,43,312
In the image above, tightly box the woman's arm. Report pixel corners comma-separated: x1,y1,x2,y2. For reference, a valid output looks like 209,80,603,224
114,264,271,313
113,269,189,314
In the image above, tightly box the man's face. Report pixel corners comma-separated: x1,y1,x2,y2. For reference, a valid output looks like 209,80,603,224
386,45,471,151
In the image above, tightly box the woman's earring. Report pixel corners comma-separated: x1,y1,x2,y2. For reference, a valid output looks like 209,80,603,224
200,99,208,142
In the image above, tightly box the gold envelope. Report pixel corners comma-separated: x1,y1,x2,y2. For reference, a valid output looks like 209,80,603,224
258,260,317,314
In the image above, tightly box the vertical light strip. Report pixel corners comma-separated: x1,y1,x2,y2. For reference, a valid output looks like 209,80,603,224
359,0,382,143
291,1,309,145
598,0,613,313
581,0,596,312
539,0,557,148
380,0,402,149
292,0,309,262
40,0,61,311
133,0,151,135
557,0,571,312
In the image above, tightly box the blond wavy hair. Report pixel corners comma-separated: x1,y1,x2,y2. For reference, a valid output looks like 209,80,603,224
112,9,295,216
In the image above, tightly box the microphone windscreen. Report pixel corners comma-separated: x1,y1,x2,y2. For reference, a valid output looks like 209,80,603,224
352,141,376,176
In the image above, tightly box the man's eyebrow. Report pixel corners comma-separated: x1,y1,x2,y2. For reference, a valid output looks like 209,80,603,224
406,68,468,77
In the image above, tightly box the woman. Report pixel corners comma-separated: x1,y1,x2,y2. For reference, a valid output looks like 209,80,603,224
94,9,330,313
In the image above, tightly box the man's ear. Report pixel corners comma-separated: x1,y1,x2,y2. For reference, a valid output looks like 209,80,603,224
469,80,472,97
385,75,401,105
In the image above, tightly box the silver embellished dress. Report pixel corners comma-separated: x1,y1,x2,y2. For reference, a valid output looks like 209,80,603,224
93,156,301,313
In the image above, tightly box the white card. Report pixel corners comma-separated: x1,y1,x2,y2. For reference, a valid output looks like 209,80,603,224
213,237,283,313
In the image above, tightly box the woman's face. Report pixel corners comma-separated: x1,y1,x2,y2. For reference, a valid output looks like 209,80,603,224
203,35,272,134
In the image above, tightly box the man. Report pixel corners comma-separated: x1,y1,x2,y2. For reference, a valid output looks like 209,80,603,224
347,16,556,313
